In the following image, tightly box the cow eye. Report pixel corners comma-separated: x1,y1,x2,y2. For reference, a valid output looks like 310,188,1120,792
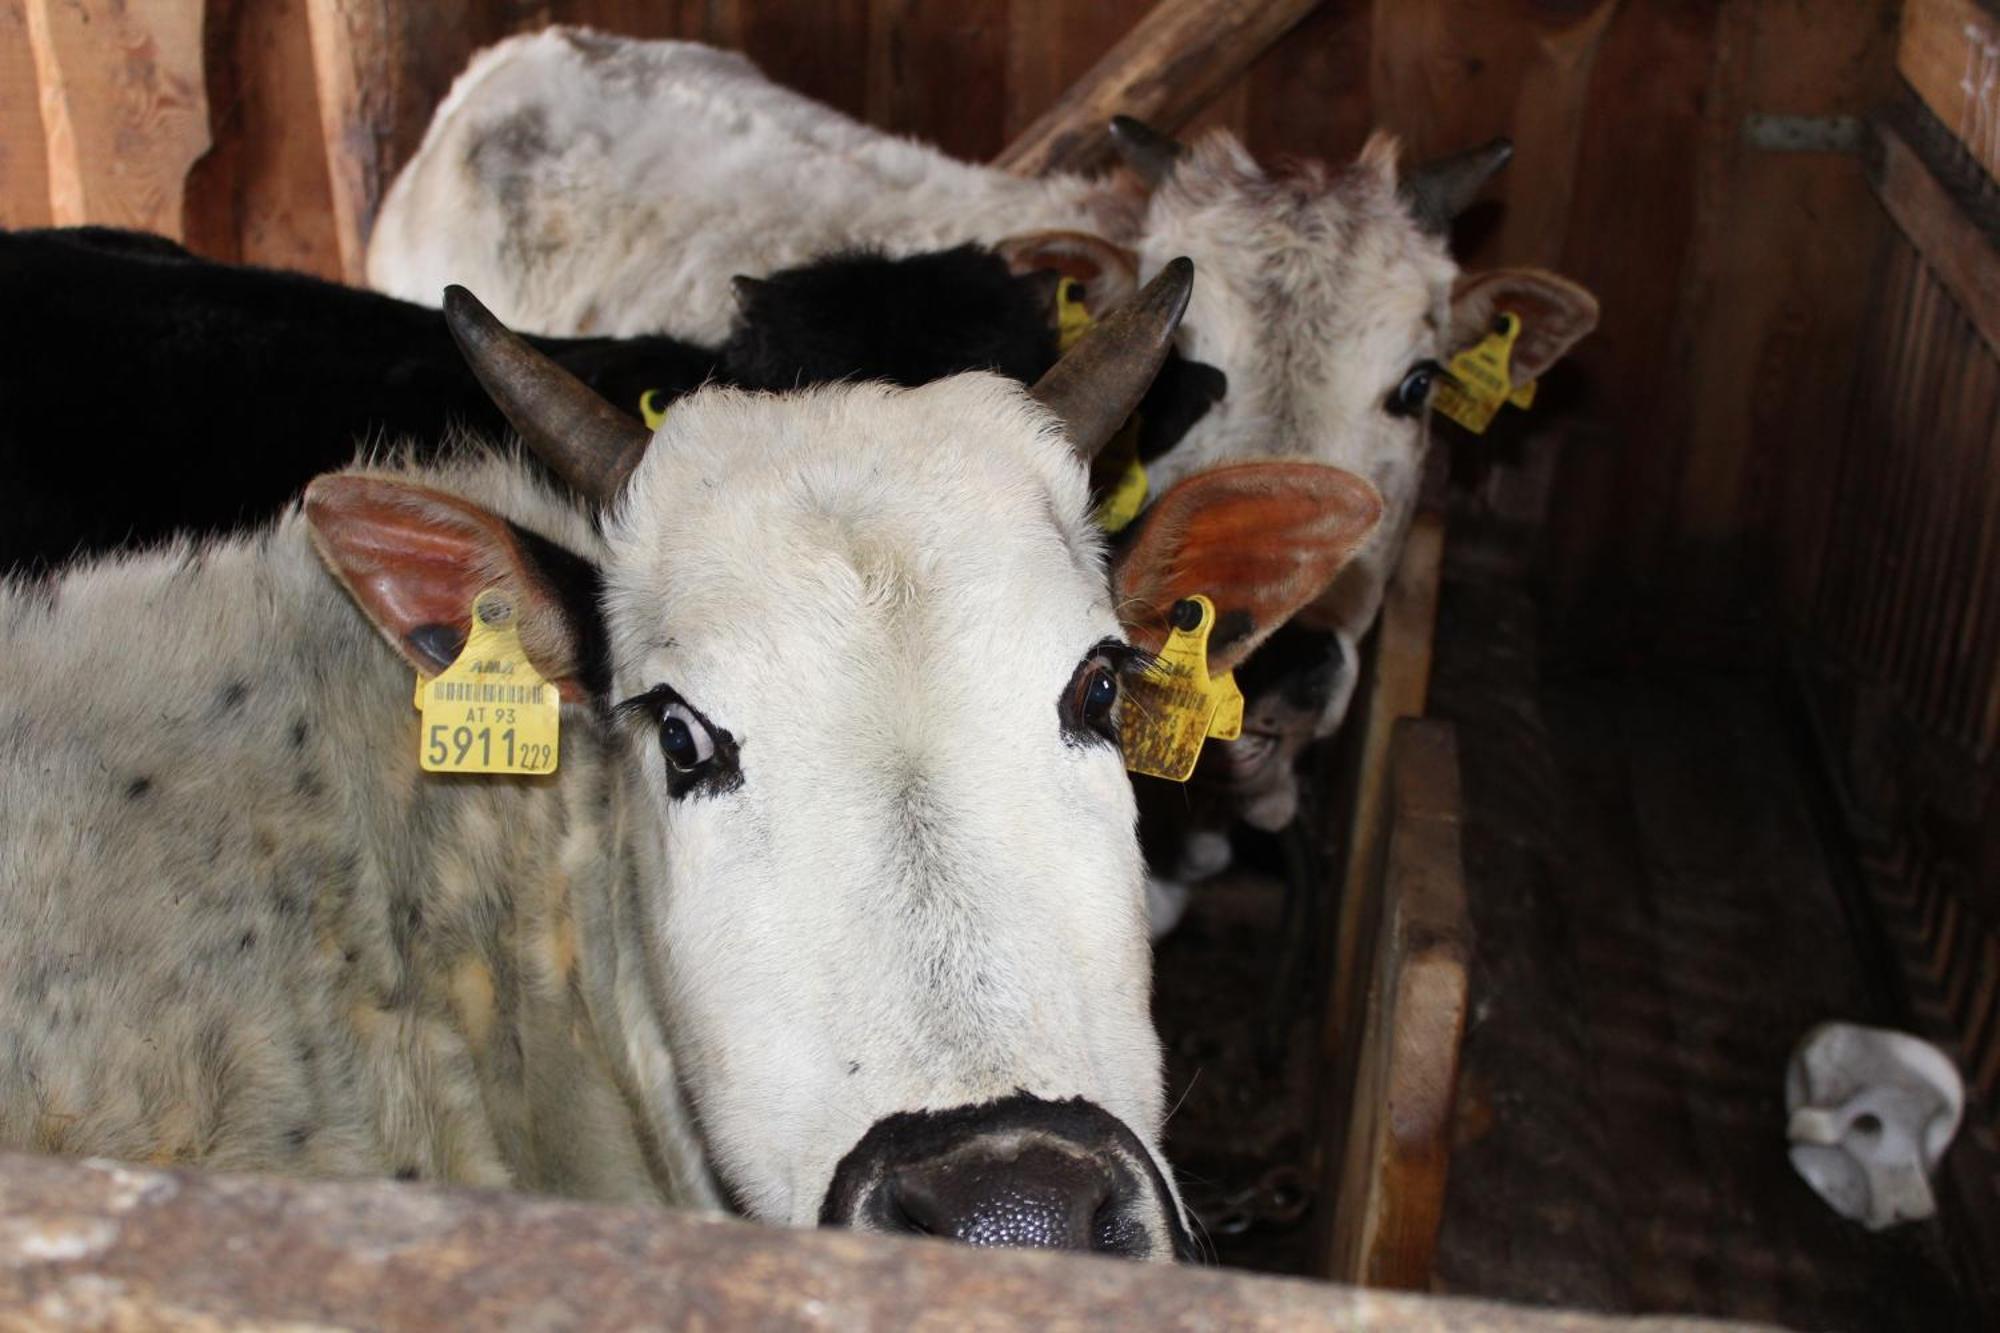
1387,360,1444,417
658,702,715,773
1061,644,1129,746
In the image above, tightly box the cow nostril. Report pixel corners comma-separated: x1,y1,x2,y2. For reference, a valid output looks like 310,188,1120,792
881,1142,1119,1251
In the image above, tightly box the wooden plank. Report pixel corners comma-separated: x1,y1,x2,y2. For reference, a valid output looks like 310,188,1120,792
0,1151,1770,1331
1328,718,1469,1290
24,0,210,238
865,0,1012,162
303,0,396,282
995,0,1319,175
1871,117,2000,363
1004,0,1161,145
1241,0,1373,167
1331,510,1446,1054
0,0,51,228
1493,1,1619,269
1664,0,1895,615
1901,0,2000,187
740,0,871,122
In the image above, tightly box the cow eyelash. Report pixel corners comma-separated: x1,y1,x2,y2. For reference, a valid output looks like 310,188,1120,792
614,685,743,799
1387,359,1452,418
1062,639,1146,748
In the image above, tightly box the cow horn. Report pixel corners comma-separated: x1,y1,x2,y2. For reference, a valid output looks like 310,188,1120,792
1108,116,1187,186
443,285,653,502
1400,137,1513,235
1030,256,1194,464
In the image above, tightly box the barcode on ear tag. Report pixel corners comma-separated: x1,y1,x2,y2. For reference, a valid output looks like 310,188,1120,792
1122,594,1246,783
415,589,560,776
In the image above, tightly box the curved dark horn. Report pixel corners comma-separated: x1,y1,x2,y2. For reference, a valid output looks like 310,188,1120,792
1108,116,1187,187
1400,137,1513,235
442,285,653,502
1030,256,1194,463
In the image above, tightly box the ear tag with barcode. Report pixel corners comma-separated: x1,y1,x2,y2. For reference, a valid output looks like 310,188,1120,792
1121,595,1245,783
414,589,560,776
1432,311,1537,434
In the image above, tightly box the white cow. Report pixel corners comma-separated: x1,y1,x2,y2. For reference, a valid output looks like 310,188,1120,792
0,266,1382,1255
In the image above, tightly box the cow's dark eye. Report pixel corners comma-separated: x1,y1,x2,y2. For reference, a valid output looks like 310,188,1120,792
1387,360,1444,417
1062,644,1130,747
658,702,714,773
614,686,741,799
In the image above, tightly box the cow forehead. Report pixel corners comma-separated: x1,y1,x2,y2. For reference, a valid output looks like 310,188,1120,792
601,376,1112,677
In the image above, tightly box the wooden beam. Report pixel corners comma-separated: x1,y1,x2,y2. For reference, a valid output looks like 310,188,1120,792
1870,116,2000,365
303,0,396,283
1329,511,1447,1058
0,1151,1767,1331
1900,0,2000,187
1327,718,1470,1290
0,0,51,228
995,0,1323,176
23,0,210,238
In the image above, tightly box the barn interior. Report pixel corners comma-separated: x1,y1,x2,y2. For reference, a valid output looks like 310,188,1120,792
1,1,1996,1329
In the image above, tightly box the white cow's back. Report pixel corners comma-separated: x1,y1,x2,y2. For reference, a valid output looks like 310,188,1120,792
368,28,1122,341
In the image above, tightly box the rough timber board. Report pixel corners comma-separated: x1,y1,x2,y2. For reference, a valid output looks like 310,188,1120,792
0,1151,1776,1330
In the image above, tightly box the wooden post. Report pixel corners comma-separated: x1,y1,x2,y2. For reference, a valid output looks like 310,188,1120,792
1325,718,1470,1289
0,0,51,228
1899,0,2000,188
304,0,397,283
1869,118,2000,364
1327,510,1447,1061
23,0,210,238
994,0,1323,176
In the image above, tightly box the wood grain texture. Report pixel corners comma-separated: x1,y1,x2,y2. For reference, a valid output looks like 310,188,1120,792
995,0,1321,175
865,0,1012,162
0,1151,1777,1331
1003,0,1156,143
1327,718,1469,1290
1901,0,2000,186
0,0,49,228
303,0,395,280
24,0,210,238
1871,118,2000,362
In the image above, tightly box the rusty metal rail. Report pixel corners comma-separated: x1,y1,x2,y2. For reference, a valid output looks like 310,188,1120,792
0,1152,1771,1330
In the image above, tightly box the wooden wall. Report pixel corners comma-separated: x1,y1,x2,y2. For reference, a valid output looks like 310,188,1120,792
0,0,1903,641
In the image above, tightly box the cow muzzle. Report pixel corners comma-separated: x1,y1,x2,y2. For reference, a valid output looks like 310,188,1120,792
818,1093,1193,1260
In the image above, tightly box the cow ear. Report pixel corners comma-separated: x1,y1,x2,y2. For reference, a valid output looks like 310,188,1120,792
995,231,1140,319
304,475,605,704
1449,269,1599,387
1112,462,1382,675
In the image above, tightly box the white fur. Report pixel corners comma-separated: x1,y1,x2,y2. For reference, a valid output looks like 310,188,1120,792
367,30,1461,738
0,379,1172,1234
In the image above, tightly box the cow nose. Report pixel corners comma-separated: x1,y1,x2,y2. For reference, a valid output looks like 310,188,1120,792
887,1139,1113,1248
820,1093,1192,1260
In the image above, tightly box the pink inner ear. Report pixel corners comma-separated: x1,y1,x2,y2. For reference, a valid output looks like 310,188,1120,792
306,477,496,652
1114,462,1383,673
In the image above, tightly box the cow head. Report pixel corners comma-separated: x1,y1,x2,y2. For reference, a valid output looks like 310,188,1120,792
306,262,1381,1258
1110,120,1599,740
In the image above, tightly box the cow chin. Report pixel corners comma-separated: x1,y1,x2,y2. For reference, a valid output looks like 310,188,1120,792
816,1093,1195,1261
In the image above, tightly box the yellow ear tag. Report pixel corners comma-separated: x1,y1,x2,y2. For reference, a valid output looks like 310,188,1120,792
1093,418,1149,534
1121,594,1245,783
413,589,560,776
1432,311,1536,435
639,389,672,431
1055,276,1095,353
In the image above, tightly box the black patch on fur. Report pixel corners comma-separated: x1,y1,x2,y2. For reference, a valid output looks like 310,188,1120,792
847,1061,861,1076
293,771,324,800
1135,357,1228,462
125,776,153,800
394,1166,419,1181
238,930,256,952
286,1125,311,1151
289,718,310,749
218,680,250,712
723,246,1058,390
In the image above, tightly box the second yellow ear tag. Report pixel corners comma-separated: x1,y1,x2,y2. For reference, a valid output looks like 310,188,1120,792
414,589,560,776
1121,595,1245,783
1055,276,1095,353
639,389,672,431
1432,311,1536,434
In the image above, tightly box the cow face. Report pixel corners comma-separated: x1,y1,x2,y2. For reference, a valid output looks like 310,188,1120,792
1116,123,1598,737
307,267,1381,1258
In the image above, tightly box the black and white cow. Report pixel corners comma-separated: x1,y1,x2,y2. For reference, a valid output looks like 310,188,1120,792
0,264,1382,1256
0,229,1114,573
